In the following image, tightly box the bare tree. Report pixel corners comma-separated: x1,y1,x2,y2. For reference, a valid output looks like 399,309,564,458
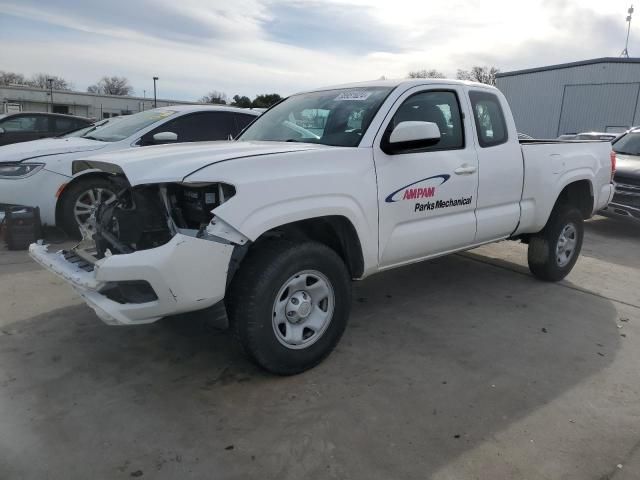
29,73,72,90
0,71,29,86
87,76,134,96
456,66,500,86
407,69,446,79
200,90,228,104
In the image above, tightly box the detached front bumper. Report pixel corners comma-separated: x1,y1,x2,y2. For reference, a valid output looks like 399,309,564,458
29,233,234,325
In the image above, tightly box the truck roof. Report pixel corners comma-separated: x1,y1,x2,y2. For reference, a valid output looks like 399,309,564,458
300,78,497,94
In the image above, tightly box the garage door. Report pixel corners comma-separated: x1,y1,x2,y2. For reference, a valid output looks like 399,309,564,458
557,83,639,135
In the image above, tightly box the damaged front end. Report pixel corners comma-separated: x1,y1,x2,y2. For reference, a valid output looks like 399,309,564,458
30,171,247,326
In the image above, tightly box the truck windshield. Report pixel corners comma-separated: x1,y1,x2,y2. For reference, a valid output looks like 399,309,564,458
83,109,176,142
613,132,640,156
237,87,394,147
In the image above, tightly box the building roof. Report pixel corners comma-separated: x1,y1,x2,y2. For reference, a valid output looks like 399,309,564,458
0,83,198,104
496,57,640,78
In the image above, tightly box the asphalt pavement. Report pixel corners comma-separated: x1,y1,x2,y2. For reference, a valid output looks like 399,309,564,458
1,216,639,479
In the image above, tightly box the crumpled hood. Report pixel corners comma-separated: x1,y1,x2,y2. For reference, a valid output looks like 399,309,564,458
0,137,106,163
76,141,329,185
615,153,640,181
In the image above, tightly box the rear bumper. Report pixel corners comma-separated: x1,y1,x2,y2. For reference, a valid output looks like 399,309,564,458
29,233,234,325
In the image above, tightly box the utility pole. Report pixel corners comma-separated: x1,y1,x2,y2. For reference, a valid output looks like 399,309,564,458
47,78,54,113
621,4,634,58
153,77,159,108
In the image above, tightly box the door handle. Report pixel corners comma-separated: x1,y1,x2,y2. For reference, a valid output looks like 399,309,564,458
454,164,477,175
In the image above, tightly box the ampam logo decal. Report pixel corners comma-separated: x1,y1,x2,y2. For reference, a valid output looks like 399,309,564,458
385,174,450,203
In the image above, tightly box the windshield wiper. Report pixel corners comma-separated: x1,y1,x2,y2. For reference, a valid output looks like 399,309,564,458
83,135,105,141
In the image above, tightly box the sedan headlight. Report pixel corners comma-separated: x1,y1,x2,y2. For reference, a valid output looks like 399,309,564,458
0,163,45,179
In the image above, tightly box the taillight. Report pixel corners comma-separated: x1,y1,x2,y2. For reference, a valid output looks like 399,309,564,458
610,151,616,182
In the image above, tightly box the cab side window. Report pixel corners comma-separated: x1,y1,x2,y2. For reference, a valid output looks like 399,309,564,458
469,91,508,147
387,90,464,151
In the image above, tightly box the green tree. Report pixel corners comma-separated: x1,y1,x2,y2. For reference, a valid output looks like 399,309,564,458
252,93,282,108
231,95,252,108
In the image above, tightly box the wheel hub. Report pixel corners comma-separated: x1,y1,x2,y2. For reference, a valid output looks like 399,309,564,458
556,223,577,267
286,291,312,323
272,270,335,349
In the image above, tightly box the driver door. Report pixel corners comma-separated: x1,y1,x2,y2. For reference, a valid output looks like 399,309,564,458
374,86,479,268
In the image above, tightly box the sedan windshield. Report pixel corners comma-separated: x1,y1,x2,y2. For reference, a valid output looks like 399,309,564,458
613,132,640,156
84,109,176,142
237,87,394,147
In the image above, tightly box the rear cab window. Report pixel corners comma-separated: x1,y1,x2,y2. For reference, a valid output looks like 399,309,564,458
469,91,508,148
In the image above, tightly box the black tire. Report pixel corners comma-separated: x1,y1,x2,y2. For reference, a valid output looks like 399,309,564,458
58,177,117,238
226,239,351,375
527,204,584,282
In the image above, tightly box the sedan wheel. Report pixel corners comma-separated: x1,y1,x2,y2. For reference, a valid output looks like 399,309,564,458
73,187,116,233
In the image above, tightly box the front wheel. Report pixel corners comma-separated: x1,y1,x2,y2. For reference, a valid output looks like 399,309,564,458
227,240,351,375
527,204,584,281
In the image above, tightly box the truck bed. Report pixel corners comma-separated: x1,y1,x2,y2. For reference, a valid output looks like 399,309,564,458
516,139,613,235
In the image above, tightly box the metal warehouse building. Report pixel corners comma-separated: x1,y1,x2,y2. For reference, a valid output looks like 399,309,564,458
496,57,640,139
0,85,198,120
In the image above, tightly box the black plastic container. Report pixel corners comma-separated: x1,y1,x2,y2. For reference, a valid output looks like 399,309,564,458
4,206,42,250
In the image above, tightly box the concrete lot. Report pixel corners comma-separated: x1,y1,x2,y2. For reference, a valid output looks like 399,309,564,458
1,216,639,479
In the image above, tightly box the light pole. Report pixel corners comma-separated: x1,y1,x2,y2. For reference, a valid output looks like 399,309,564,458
47,78,54,113
142,89,146,111
621,4,634,58
153,76,159,108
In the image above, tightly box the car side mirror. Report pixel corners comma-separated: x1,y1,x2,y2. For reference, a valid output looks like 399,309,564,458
152,131,178,144
0,127,5,134
383,121,441,154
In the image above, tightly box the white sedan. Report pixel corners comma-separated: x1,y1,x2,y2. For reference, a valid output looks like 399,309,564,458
0,105,259,236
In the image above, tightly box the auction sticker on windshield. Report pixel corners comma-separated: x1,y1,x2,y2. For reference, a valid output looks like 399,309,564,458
334,90,372,101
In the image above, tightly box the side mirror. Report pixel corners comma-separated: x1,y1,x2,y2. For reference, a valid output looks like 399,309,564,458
152,131,178,144
0,127,5,134
383,121,441,154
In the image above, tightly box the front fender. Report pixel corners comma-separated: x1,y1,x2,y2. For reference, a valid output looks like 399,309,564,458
186,148,380,275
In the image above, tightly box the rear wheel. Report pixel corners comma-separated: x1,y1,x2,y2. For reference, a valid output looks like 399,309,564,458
527,204,584,281
59,177,117,238
227,239,351,375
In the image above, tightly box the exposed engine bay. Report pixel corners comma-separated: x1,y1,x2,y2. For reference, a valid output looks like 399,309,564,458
91,177,236,258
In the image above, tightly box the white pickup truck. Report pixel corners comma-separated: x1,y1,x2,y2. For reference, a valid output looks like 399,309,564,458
30,79,615,375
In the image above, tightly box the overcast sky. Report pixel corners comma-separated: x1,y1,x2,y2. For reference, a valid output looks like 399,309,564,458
0,0,635,101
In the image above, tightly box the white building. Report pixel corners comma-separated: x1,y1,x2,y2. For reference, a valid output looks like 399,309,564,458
0,85,200,120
